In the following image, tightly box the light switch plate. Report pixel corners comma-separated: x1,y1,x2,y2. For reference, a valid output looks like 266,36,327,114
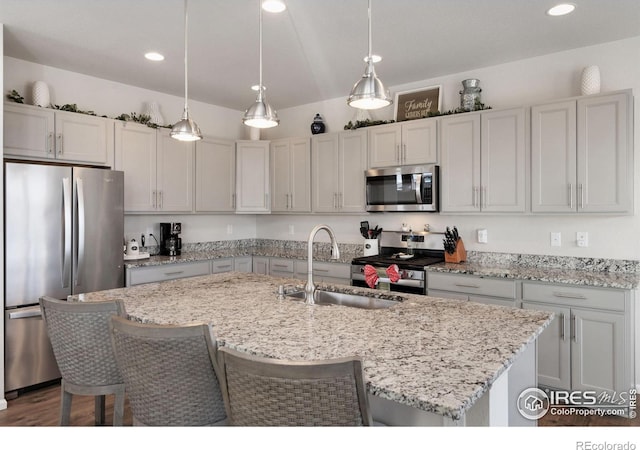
550,232,561,247
477,229,488,244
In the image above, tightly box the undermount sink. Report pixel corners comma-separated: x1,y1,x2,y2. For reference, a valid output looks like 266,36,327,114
286,290,400,310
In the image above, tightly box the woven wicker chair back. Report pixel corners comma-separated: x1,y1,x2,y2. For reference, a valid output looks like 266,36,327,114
40,297,125,386
219,347,372,426
109,316,226,426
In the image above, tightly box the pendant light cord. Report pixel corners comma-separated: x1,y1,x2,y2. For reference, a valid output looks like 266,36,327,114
367,0,372,61
183,0,189,113
258,0,264,98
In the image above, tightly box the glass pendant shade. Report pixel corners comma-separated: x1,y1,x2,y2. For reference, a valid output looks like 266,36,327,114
347,59,391,110
171,109,202,141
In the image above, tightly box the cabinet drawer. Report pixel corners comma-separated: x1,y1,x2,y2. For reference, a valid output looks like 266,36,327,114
522,282,626,311
212,258,235,274
270,258,294,274
295,261,350,279
427,273,516,299
128,261,210,286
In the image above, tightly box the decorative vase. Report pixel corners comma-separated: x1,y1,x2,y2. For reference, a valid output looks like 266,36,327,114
580,66,601,96
32,81,50,107
310,113,325,135
143,101,164,126
459,79,481,111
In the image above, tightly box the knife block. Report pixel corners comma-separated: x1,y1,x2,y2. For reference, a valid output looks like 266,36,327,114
445,239,467,263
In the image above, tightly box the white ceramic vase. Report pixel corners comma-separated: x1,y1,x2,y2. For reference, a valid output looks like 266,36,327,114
143,101,164,126
32,81,50,107
580,65,601,96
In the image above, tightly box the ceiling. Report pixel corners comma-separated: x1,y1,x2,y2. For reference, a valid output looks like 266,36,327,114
1,0,639,111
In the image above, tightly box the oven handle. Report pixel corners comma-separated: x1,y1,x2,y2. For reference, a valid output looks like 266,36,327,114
414,173,423,204
351,273,424,289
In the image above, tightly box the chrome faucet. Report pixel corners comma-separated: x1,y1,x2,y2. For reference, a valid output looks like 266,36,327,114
304,224,340,305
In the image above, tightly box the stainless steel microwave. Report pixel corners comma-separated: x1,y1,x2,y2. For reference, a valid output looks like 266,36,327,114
365,164,439,212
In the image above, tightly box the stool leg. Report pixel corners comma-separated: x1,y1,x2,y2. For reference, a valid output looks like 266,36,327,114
95,395,106,426
59,380,72,426
113,387,125,426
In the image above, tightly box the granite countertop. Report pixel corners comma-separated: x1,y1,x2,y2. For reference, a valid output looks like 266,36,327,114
72,272,552,421
426,262,640,290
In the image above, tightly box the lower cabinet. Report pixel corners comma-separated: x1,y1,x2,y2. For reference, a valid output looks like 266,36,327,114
233,256,253,273
126,260,211,286
522,282,632,400
269,258,295,278
427,272,517,307
294,260,351,286
211,258,235,274
252,257,269,275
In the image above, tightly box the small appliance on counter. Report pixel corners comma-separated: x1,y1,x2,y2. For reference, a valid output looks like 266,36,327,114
159,222,182,256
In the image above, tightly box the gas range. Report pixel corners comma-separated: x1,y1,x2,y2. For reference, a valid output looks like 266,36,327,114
351,231,444,295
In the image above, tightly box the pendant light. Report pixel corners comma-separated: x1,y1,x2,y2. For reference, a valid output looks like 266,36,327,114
171,0,202,141
243,0,279,129
347,0,392,110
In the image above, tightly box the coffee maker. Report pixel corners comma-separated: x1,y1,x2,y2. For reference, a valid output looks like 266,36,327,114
159,222,182,256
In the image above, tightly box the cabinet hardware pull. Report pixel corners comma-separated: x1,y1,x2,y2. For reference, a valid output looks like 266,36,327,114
285,193,289,209
314,269,330,273
396,144,400,163
454,283,480,288
159,191,163,209
164,271,184,276
57,134,63,155
152,190,157,209
333,193,337,209
289,193,294,209
217,265,232,269
403,144,407,164
578,184,584,209
48,132,54,154
560,313,566,341
482,186,487,209
273,264,288,268
571,315,577,342
232,193,236,209
552,291,586,300
568,184,574,209
339,192,343,209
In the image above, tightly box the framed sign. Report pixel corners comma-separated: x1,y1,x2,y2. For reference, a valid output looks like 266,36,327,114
394,85,442,122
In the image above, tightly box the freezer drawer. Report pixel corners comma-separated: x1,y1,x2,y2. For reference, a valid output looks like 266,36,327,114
4,306,60,392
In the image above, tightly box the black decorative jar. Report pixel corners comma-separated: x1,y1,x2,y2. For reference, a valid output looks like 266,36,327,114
310,113,325,135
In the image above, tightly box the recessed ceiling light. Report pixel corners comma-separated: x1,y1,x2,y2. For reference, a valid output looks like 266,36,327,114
364,55,382,63
262,0,286,13
144,52,165,61
546,3,576,16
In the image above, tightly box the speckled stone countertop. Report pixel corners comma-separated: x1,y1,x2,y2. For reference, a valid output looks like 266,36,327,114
426,261,640,290
71,272,552,421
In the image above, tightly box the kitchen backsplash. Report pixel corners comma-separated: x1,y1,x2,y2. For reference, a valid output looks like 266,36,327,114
144,239,640,274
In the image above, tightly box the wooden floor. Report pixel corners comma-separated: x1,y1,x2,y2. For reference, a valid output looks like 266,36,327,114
1,381,638,426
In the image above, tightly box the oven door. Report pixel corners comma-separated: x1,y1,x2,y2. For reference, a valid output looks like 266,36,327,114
351,265,425,295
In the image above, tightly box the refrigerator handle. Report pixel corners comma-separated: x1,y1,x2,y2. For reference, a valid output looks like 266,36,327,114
8,305,44,319
75,178,86,287
62,177,72,288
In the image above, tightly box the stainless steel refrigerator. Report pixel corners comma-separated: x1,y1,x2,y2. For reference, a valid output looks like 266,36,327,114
4,161,124,393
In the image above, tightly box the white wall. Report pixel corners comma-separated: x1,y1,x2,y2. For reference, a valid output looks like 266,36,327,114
260,37,640,260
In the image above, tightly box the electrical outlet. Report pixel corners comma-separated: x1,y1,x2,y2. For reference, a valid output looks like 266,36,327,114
477,229,488,244
550,232,561,247
576,231,589,247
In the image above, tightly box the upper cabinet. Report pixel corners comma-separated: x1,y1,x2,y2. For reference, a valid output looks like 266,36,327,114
195,137,236,212
531,91,633,213
4,103,113,166
312,129,367,213
236,140,270,213
270,137,311,213
368,118,437,168
115,123,193,213
440,107,526,213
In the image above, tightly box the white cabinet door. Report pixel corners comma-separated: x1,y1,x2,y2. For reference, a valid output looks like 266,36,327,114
114,122,157,212
571,308,626,395
440,113,481,212
236,140,270,213
339,129,367,212
522,302,572,390
4,104,55,159
368,123,401,168
312,133,340,212
402,119,438,166
480,107,526,212
270,139,291,212
577,92,632,213
531,100,577,213
54,110,110,165
289,138,311,212
156,129,194,212
195,137,235,212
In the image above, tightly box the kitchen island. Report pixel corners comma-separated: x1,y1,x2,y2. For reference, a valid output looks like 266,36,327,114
71,272,552,426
